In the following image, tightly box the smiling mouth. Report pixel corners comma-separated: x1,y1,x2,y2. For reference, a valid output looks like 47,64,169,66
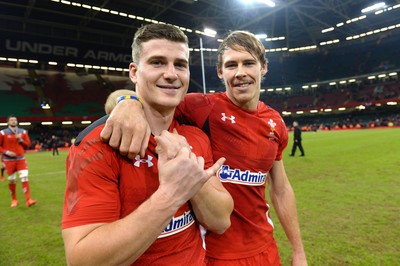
234,82,252,87
158,85,180,89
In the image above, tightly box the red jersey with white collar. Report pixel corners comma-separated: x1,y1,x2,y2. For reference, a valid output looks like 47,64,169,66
176,92,288,259
62,116,213,265
0,127,31,160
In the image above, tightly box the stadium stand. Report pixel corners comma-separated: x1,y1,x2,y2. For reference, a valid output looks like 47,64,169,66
0,67,43,117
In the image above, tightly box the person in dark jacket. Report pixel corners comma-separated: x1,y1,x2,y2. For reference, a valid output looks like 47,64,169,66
51,135,59,156
290,121,305,157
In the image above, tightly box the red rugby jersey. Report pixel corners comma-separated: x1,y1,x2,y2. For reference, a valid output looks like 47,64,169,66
62,117,213,265
0,127,31,159
176,92,288,259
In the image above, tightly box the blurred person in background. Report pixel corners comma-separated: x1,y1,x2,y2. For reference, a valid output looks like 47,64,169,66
101,30,307,266
0,115,37,207
290,121,305,157
1,159,5,181
50,135,59,156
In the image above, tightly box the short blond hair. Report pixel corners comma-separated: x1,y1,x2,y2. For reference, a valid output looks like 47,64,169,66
104,89,136,114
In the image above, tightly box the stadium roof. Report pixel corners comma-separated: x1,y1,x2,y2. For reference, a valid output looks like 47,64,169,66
1,0,400,64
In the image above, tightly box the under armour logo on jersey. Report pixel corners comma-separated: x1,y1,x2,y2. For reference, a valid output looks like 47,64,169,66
221,113,236,123
134,155,154,167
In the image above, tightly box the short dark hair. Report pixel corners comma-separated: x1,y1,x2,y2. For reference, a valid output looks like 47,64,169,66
131,24,189,63
7,115,17,123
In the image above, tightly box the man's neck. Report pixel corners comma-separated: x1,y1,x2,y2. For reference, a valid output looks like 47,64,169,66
144,107,175,136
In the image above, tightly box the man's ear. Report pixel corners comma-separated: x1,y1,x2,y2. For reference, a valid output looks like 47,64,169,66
129,63,138,83
217,65,223,79
261,63,268,76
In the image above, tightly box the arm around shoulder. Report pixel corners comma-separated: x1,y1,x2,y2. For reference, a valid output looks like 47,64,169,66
101,89,151,158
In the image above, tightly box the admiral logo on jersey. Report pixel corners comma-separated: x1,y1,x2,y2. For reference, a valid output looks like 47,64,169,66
217,165,267,186
159,210,195,238
133,155,154,167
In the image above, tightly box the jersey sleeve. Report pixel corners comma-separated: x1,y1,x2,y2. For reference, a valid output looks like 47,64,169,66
176,93,214,129
0,132,4,154
62,126,122,229
275,117,289,161
21,130,31,149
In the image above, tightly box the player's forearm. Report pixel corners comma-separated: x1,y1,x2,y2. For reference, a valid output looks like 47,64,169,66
269,161,306,256
190,177,233,234
64,191,180,266
270,185,306,256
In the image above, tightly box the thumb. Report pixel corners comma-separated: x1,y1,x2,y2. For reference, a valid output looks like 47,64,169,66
205,157,226,177
154,135,169,164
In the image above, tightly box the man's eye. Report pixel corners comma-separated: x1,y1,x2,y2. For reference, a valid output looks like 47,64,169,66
175,63,187,69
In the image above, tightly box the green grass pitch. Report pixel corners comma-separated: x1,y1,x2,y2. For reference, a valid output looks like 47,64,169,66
0,128,399,265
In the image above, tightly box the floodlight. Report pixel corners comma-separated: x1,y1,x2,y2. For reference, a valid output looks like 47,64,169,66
258,0,276,7
239,0,276,7
361,2,386,13
255,33,267,39
204,28,217,37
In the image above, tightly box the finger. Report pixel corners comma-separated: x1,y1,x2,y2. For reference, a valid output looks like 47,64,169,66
176,146,190,159
125,130,142,156
139,127,151,158
189,151,198,161
126,128,145,159
155,133,176,160
205,157,226,177
154,134,169,155
160,130,176,145
196,155,205,170
156,130,183,159
156,141,168,165
155,145,162,154
100,121,112,142
126,123,151,159
108,127,123,151
170,129,191,150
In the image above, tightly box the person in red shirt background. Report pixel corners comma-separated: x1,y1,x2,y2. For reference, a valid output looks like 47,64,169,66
1,159,5,181
0,115,37,207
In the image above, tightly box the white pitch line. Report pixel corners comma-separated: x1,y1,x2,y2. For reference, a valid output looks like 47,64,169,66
29,171,66,177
